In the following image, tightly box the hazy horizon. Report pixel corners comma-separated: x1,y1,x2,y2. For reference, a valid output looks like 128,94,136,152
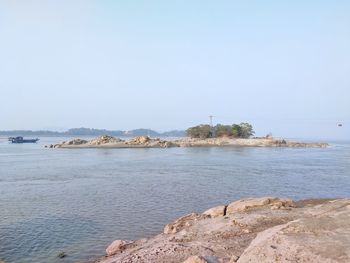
1,1,349,140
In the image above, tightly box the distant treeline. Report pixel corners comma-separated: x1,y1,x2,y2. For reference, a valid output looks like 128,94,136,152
0,128,186,137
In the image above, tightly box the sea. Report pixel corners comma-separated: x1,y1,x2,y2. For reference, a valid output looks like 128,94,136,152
0,137,349,263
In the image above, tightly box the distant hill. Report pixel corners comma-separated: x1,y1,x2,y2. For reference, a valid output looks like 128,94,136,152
161,130,188,137
124,129,160,137
0,128,186,137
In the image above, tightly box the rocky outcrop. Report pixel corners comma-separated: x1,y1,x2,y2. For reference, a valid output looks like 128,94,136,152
46,138,88,148
95,197,349,263
48,136,328,149
89,135,122,145
237,199,350,262
50,135,179,148
64,138,88,145
226,197,296,214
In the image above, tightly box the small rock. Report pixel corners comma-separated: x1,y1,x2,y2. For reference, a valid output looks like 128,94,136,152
229,255,239,262
242,229,251,234
183,255,209,263
57,252,66,258
270,205,279,210
106,240,132,256
161,141,175,148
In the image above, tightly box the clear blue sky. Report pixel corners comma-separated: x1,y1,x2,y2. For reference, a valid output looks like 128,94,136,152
0,1,349,139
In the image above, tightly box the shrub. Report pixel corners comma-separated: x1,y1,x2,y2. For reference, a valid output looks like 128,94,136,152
187,122,255,139
186,124,213,139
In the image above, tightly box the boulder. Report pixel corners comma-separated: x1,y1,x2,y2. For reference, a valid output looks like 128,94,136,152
65,139,88,145
203,205,226,217
88,135,121,145
229,255,239,262
237,203,350,262
127,136,151,145
160,141,175,148
106,240,132,256
96,198,349,263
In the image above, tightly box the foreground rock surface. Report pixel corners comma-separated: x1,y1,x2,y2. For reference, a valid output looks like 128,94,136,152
95,197,349,263
49,136,328,149
182,255,209,263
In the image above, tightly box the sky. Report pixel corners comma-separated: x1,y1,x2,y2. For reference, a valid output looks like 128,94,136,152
0,0,349,139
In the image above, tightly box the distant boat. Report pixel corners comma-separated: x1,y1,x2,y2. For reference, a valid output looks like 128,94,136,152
8,136,39,143
338,123,343,127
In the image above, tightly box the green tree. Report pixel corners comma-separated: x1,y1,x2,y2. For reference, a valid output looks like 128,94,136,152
187,122,255,139
186,124,213,139
215,124,233,137
238,122,255,138
231,124,241,138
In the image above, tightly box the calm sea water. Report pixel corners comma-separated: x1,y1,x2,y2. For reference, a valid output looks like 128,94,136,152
0,137,349,263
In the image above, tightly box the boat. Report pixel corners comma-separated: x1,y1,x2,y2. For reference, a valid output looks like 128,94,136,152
8,136,39,143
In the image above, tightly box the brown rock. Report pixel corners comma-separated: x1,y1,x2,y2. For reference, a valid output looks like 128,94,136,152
127,136,151,145
226,197,295,214
94,198,349,263
161,141,175,148
106,240,132,256
164,213,209,234
88,135,121,145
237,201,350,262
229,255,239,262
203,205,227,217
65,138,88,145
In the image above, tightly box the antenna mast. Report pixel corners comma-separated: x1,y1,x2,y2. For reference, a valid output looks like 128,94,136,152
209,115,214,127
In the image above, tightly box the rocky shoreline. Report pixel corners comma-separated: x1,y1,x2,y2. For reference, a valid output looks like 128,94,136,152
47,135,328,149
95,197,350,263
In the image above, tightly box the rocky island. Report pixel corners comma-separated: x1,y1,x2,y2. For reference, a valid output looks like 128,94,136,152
95,197,350,263
47,135,328,149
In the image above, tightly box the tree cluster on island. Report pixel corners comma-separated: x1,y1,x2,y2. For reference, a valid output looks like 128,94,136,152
186,123,255,139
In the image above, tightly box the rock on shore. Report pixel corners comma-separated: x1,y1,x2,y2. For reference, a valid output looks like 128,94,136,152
46,136,177,149
95,197,349,263
48,136,328,149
